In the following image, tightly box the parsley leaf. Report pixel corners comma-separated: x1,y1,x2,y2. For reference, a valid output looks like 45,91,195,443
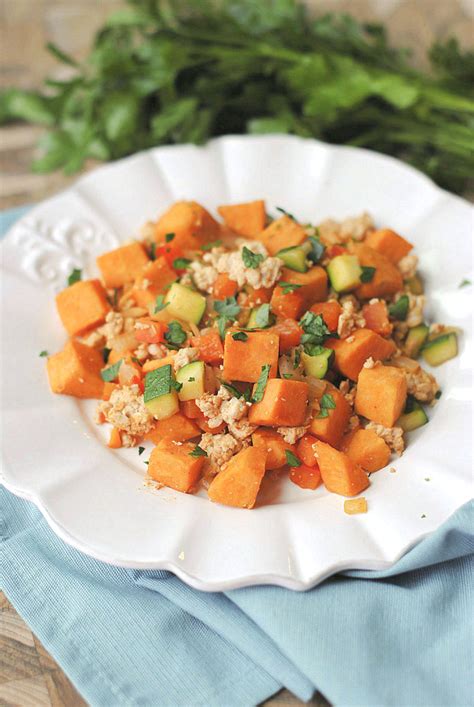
285,450,302,467
189,445,207,458
232,331,248,341
144,364,176,401
67,267,82,286
101,358,123,382
282,373,293,379
279,281,302,295
102,347,111,363
164,321,187,349
360,266,376,283
299,312,332,347
293,348,301,369
165,232,175,243
252,364,271,403
39,350,48,357
459,278,471,288
388,295,409,321
242,246,264,269
276,206,296,221
254,303,274,328
307,234,325,264
173,257,192,270
138,446,145,456
317,393,336,418
202,240,222,251
214,296,241,340
148,243,156,261
153,295,169,314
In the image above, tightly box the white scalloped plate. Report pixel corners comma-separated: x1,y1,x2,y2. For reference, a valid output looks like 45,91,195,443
1,135,473,591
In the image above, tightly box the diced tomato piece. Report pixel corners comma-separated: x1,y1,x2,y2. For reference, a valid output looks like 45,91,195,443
296,434,319,467
362,300,393,337
181,400,200,419
134,320,166,344
327,245,347,258
156,244,185,270
310,301,342,332
130,375,145,393
212,273,238,300
246,286,273,307
190,329,224,364
272,319,303,353
289,464,322,490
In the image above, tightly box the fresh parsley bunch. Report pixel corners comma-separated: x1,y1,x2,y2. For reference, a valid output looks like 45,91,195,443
1,0,473,193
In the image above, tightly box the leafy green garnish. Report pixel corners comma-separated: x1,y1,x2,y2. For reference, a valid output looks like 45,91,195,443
101,358,123,382
221,382,243,398
317,393,337,418
293,348,301,369
303,344,327,357
131,356,142,366
144,364,177,401
435,390,442,399
299,312,332,347
360,266,376,283
67,268,82,286
285,450,302,467
202,240,222,251
232,331,248,341
148,243,156,261
306,234,325,264
102,347,111,363
242,246,264,269
39,350,48,357
282,373,293,379
214,296,241,340
165,232,175,243
279,281,302,295
164,321,187,349
173,257,192,270
189,445,208,458
153,295,169,314
459,278,471,288
388,295,409,321
254,303,274,329
276,206,296,221
138,446,145,456
252,364,271,403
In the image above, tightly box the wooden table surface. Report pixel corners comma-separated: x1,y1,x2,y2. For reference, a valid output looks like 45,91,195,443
1,1,472,705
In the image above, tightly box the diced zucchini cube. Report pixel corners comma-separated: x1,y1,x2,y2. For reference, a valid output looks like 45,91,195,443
301,348,333,379
164,283,206,325
327,254,362,292
144,391,180,420
422,333,458,367
276,246,308,273
176,361,206,401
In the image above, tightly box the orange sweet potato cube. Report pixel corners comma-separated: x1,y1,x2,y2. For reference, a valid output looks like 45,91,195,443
97,242,149,289
148,438,205,493
309,384,351,448
341,428,391,473
353,244,403,299
154,201,220,250
248,379,308,427
365,229,413,264
257,215,307,255
314,440,370,497
327,329,396,381
251,429,295,470
217,200,266,238
55,279,110,337
278,266,328,308
47,340,104,399
132,256,177,307
207,446,267,508
144,411,200,444
223,330,279,383
270,286,305,320
355,365,407,428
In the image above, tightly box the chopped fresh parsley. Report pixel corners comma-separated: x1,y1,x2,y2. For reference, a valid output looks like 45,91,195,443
221,381,250,401
317,393,336,418
102,347,111,363
306,234,325,264
189,445,208,458
148,242,156,260
153,294,169,314
282,373,293,379
299,311,332,348
360,266,376,283
275,206,296,221
435,390,442,399
242,246,264,269
164,321,187,349
202,239,222,251
279,281,302,295
39,350,48,357
388,294,409,321
67,267,82,286
138,446,145,456
131,356,142,367
100,358,123,382
252,364,271,403
188,377,195,382
254,303,274,328
293,348,301,369
173,257,192,270
144,364,177,401
459,278,471,288
214,296,240,340
285,450,302,467
303,344,327,357
165,232,175,243
232,331,248,341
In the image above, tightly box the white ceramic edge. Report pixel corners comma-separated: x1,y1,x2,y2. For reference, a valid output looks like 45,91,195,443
1,134,473,592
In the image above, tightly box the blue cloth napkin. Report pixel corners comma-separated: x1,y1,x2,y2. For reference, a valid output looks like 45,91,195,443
1,206,473,707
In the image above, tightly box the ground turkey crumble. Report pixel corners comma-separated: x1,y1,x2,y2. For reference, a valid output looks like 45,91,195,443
365,421,405,455
318,212,374,245
98,384,154,443
277,425,308,445
402,365,439,403
398,253,418,279
337,300,366,339
195,386,249,429
172,347,199,371
199,432,242,468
